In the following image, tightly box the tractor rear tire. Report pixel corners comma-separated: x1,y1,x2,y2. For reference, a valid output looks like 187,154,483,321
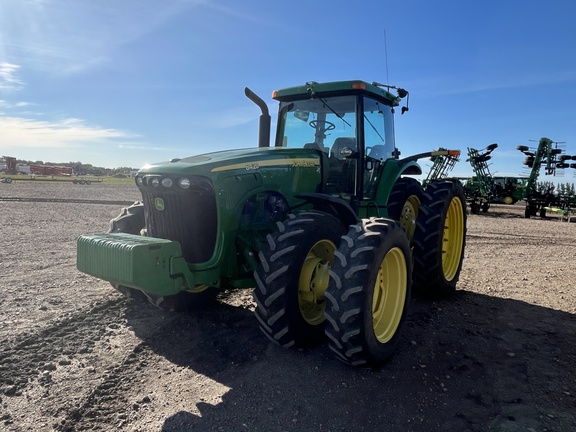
412,179,467,298
108,202,217,311
386,177,423,244
324,219,411,366
254,211,345,348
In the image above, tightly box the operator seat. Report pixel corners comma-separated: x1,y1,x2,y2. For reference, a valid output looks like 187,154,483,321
327,137,357,194
331,137,357,159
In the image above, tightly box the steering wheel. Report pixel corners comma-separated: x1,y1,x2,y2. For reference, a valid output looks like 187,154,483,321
309,120,336,131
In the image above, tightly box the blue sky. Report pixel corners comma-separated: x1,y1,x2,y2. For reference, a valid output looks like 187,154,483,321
1,0,575,179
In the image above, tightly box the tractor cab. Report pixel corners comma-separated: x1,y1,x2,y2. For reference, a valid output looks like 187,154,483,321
272,81,407,203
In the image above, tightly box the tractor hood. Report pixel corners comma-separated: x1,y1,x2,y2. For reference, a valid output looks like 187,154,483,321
137,147,321,177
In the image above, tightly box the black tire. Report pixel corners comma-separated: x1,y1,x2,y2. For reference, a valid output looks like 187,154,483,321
109,202,146,234
5,177,12,184
556,163,568,169
412,179,467,298
551,149,562,155
72,179,78,184
517,145,529,151
481,202,490,212
324,219,411,366
85,180,91,185
108,202,216,311
254,211,345,348
470,201,480,214
386,177,423,244
559,154,572,161
486,143,498,151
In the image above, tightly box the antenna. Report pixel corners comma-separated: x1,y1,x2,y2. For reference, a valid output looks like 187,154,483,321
384,29,389,85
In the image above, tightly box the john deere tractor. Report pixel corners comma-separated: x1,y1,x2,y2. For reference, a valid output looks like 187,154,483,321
77,80,467,366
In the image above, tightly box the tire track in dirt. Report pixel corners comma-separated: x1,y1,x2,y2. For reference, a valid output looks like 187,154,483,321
0,298,128,397
54,342,156,432
0,196,134,205
466,232,571,246
0,297,178,431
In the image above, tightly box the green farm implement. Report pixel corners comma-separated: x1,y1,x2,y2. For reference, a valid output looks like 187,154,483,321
518,137,576,218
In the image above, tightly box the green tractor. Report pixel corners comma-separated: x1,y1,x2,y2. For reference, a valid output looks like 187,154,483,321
77,80,467,366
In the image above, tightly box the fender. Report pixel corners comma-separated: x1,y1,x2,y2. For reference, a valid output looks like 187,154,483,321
295,193,358,228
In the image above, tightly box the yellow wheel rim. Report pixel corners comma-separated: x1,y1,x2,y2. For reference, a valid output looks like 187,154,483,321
442,197,465,281
398,195,421,243
298,239,337,325
372,247,407,343
503,196,513,205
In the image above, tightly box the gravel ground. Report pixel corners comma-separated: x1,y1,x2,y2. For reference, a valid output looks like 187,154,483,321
0,180,575,432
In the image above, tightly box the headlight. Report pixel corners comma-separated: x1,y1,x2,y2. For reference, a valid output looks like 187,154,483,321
178,178,191,189
150,177,160,187
135,176,143,186
161,177,173,188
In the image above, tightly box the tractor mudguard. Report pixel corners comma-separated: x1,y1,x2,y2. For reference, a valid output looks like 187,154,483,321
295,192,358,228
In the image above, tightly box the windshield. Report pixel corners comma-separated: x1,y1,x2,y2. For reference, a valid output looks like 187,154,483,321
276,96,357,153
276,94,396,201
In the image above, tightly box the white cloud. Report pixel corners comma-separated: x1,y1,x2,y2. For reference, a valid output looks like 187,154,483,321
0,115,137,148
0,62,23,90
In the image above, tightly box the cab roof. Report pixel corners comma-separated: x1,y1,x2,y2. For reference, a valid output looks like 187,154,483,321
272,80,400,106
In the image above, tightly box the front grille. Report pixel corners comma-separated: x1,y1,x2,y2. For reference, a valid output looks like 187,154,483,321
141,176,217,263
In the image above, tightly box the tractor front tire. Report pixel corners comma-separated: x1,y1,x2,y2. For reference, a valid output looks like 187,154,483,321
254,211,345,348
412,179,467,298
324,219,412,366
109,201,145,234
108,202,216,311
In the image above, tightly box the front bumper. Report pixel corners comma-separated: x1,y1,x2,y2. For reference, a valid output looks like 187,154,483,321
76,233,193,296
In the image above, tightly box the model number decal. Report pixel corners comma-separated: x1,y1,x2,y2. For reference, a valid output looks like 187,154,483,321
245,163,260,170
292,160,316,167
212,158,319,173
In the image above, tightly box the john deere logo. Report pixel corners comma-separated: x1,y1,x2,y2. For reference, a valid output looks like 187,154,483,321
154,197,165,211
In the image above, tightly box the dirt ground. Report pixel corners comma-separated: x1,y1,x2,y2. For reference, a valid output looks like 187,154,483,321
0,180,575,432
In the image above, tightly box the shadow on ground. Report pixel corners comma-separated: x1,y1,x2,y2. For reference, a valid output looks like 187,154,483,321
124,290,576,432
